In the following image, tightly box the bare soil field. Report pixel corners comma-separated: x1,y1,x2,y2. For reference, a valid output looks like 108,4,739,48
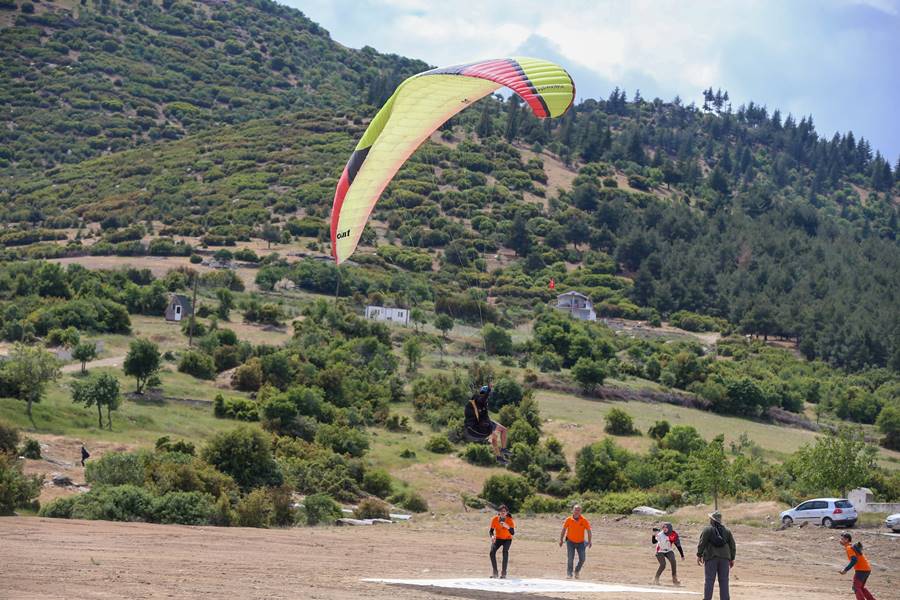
1,513,896,600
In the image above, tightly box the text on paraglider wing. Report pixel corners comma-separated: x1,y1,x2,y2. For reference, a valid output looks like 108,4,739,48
336,229,351,240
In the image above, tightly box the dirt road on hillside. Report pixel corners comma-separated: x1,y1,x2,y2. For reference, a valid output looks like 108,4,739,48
1,514,897,600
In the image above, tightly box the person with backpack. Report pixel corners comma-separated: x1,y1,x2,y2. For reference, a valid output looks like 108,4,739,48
839,532,878,600
463,385,509,464
696,511,735,600
652,523,682,586
488,505,516,579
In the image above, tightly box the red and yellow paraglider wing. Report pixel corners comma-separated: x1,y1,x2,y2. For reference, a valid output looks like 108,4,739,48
331,57,575,264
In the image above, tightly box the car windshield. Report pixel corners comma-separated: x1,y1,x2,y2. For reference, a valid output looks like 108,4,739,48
835,500,853,508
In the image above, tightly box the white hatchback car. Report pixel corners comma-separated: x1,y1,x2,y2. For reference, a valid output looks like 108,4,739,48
780,498,857,528
886,513,900,533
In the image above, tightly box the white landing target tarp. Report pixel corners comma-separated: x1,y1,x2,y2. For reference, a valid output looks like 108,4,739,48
363,577,699,594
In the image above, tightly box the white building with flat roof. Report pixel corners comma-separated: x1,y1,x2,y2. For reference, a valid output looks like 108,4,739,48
365,306,409,325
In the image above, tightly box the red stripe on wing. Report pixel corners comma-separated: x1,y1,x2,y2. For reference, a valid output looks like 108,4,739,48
461,59,548,118
330,165,351,261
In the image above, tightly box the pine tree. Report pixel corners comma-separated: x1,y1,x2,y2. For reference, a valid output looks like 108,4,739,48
504,94,521,142
507,212,531,257
625,128,646,165
476,103,493,139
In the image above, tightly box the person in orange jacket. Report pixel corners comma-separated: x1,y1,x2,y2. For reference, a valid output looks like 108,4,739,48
558,504,592,579
840,533,878,600
489,505,516,579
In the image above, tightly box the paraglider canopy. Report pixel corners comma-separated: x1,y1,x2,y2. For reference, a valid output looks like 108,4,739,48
330,57,575,264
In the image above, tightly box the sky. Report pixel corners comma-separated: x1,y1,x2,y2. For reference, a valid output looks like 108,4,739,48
281,0,900,162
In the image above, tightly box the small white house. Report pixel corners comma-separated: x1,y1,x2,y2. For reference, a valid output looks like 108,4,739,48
555,291,597,321
365,306,409,325
849,487,900,513
165,294,193,322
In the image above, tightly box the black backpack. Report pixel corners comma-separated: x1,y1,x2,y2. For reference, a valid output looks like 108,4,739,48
709,523,727,548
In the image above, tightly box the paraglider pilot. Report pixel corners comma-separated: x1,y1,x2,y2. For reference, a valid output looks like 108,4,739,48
464,385,510,464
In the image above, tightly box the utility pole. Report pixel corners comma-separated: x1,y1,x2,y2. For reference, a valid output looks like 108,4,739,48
188,274,198,348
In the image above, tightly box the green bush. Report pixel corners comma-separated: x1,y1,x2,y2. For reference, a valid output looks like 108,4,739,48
0,419,20,455
70,485,155,522
314,424,369,458
490,377,524,410
647,420,671,440
508,419,540,447
392,490,429,513
21,438,41,459
85,451,152,487
303,492,341,525
362,469,392,498
39,495,78,518
521,494,568,514
354,497,390,519
236,488,274,528
591,491,652,515
0,454,42,515
660,425,706,454
210,492,236,526
482,324,513,356
482,474,532,513
461,443,495,466
145,457,237,499
270,485,296,527
604,408,638,435
425,434,453,453
202,426,282,492
152,491,215,525
213,394,259,422
178,351,216,380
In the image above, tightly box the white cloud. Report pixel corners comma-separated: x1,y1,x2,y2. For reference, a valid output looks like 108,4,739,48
283,0,899,157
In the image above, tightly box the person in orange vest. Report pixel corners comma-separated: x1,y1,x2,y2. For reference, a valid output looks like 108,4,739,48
489,504,516,579
558,504,592,579
839,532,878,600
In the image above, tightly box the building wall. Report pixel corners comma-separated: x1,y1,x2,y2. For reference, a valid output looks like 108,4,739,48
365,306,408,325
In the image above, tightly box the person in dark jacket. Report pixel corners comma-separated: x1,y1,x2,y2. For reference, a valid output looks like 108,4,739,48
696,511,736,600
463,385,509,463
80,444,90,467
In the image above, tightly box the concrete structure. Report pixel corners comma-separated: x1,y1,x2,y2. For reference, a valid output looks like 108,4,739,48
274,277,296,292
365,306,409,325
555,291,597,321
165,294,193,322
849,487,900,514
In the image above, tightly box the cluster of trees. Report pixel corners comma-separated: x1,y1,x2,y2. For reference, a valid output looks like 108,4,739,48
402,361,898,514
1,0,426,174
27,301,433,525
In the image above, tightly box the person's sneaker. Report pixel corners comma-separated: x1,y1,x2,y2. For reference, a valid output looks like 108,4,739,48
566,574,573,579
496,455,509,465
672,579,682,587
574,572,580,580
500,447,512,457
490,573,499,579
500,573,507,579
652,578,660,586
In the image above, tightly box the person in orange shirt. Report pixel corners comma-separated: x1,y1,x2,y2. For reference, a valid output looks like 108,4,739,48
558,504,592,579
839,533,878,600
489,505,516,579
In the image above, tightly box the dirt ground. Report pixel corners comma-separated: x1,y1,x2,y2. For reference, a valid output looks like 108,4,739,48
1,513,897,600
20,435,137,505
